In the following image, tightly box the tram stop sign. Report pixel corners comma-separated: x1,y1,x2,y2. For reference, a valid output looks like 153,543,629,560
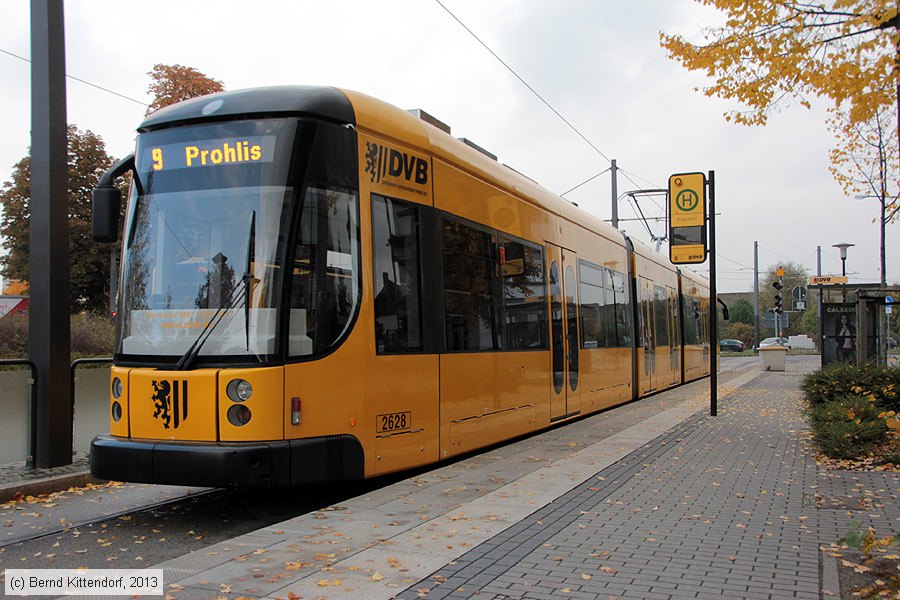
668,172,708,264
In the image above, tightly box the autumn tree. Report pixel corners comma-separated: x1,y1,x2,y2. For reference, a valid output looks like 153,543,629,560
728,297,754,325
0,126,122,313
829,105,900,284
146,64,225,115
661,2,900,129
662,2,900,284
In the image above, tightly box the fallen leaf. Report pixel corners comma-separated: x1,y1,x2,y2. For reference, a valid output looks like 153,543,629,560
600,566,618,574
371,572,385,581
581,573,592,580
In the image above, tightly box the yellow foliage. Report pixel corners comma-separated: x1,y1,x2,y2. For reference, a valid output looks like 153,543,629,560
660,1,900,127
3,280,28,295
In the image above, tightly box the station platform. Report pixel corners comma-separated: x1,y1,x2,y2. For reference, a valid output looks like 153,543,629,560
4,356,899,599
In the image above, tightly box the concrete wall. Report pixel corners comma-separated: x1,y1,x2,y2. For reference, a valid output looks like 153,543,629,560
0,366,109,464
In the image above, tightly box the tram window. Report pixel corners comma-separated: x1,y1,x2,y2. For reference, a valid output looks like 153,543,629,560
610,270,631,347
288,187,360,356
549,261,564,393
683,296,701,345
372,195,423,354
578,261,606,349
578,262,631,349
654,285,669,347
443,219,499,351
565,265,579,391
501,239,546,349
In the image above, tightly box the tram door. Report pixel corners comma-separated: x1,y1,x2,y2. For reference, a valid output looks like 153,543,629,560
547,244,581,421
639,277,656,394
652,284,673,388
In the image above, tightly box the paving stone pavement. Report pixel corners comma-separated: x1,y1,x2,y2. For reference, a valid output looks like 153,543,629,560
0,452,95,502
394,359,899,600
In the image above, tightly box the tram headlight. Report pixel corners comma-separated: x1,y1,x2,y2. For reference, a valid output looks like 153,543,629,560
227,404,252,427
111,401,122,422
226,379,253,402
111,377,123,399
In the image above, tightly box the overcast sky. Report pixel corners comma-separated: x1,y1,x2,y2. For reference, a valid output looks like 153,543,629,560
1,0,897,293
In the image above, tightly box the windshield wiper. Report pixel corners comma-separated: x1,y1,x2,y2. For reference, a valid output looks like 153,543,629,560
174,273,252,371
175,215,258,371
245,210,256,351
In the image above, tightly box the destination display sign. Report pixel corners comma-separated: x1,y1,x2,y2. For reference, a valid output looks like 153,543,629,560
808,275,849,285
141,135,277,172
668,172,707,265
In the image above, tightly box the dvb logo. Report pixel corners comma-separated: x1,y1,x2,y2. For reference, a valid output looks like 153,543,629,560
365,142,429,185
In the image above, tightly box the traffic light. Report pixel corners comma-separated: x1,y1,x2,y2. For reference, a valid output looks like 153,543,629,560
773,280,783,314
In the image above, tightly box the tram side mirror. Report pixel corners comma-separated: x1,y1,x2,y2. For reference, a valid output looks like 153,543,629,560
92,153,134,243
92,186,121,243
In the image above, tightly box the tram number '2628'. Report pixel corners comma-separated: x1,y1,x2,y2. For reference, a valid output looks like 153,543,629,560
377,412,411,434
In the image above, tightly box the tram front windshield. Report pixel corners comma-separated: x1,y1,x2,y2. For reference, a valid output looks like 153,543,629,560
118,119,295,363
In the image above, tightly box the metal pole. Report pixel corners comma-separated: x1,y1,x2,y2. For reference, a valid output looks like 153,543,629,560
30,0,73,468
753,241,759,350
109,246,118,317
708,171,717,417
817,246,823,364
610,159,619,230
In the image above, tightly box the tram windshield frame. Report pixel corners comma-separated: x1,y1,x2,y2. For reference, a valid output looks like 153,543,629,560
116,117,361,367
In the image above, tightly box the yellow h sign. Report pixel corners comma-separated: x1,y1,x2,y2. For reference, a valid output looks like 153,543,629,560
668,172,707,264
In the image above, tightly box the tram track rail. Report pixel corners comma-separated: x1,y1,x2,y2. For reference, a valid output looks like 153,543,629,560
0,478,382,571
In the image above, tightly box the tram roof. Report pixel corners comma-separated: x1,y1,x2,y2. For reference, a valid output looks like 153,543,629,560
138,86,356,132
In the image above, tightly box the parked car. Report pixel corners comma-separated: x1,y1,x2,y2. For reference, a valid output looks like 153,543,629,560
758,337,791,350
719,339,745,352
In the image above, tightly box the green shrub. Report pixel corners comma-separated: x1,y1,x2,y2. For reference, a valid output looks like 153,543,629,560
801,361,900,412
808,396,888,459
70,313,115,358
0,314,28,358
0,313,115,359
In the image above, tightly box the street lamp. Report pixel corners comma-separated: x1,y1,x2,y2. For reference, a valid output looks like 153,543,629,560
833,242,854,277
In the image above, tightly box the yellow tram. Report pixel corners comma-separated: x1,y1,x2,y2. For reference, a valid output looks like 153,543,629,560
90,86,710,487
